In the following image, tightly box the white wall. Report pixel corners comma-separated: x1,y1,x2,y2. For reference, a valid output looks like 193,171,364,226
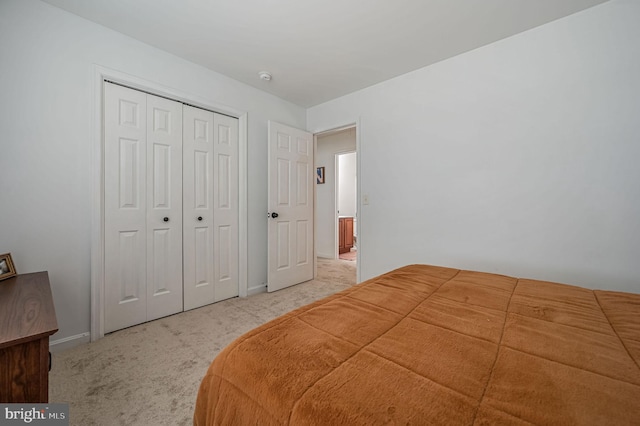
308,0,640,293
338,152,357,218
316,129,356,258
0,0,306,345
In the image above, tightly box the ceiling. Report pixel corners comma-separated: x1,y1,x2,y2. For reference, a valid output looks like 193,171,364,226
41,0,608,107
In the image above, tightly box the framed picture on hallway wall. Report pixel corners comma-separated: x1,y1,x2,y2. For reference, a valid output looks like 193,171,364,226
317,167,325,184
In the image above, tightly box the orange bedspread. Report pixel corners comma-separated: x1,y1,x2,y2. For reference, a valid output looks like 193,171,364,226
194,264,640,425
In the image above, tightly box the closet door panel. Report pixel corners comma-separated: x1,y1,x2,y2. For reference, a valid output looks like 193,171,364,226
104,82,148,333
183,105,215,310
105,83,241,330
213,113,239,302
146,94,183,321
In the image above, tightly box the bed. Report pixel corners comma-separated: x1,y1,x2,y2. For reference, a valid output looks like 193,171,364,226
194,264,640,425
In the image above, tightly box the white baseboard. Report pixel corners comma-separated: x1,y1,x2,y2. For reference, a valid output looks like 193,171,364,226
317,253,335,259
247,284,267,296
50,332,91,352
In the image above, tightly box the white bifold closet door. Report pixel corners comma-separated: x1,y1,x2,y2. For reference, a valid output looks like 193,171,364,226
183,105,239,311
104,82,183,333
104,83,239,333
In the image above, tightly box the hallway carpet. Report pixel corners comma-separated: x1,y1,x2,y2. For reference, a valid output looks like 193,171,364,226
339,249,357,261
49,258,356,426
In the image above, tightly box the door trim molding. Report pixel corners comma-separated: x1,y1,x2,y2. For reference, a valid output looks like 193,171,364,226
91,65,248,341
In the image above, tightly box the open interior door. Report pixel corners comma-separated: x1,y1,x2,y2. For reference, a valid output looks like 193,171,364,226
267,121,314,292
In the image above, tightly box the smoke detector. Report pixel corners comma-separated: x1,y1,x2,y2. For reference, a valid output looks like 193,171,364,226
258,71,272,82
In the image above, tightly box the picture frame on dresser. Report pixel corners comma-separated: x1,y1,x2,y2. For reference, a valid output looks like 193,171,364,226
0,253,16,281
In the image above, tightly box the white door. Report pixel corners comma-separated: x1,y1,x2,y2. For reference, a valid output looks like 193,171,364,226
104,83,182,332
104,82,183,333
212,113,239,301
183,105,214,310
104,83,147,332
183,106,239,310
145,94,183,322
267,121,314,292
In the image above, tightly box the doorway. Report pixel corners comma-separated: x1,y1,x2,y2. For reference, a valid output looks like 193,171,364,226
314,126,357,265
337,152,357,261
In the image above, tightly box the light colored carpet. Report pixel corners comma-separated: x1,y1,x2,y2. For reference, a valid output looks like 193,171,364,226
339,249,357,261
49,258,356,426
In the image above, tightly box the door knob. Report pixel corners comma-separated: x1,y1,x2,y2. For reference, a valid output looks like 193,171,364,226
269,212,279,218
163,217,169,222
197,216,203,221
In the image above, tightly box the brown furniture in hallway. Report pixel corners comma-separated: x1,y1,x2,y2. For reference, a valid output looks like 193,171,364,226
338,217,354,254
0,272,58,403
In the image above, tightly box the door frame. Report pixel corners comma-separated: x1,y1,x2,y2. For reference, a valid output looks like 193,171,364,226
91,65,248,341
312,119,361,283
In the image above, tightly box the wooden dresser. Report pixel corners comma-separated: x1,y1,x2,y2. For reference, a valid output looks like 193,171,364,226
0,272,58,403
338,217,354,254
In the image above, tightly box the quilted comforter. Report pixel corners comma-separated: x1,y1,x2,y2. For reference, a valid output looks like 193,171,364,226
194,264,640,425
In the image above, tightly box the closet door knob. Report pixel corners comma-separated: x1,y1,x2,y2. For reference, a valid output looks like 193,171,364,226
197,216,203,221
163,217,169,222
